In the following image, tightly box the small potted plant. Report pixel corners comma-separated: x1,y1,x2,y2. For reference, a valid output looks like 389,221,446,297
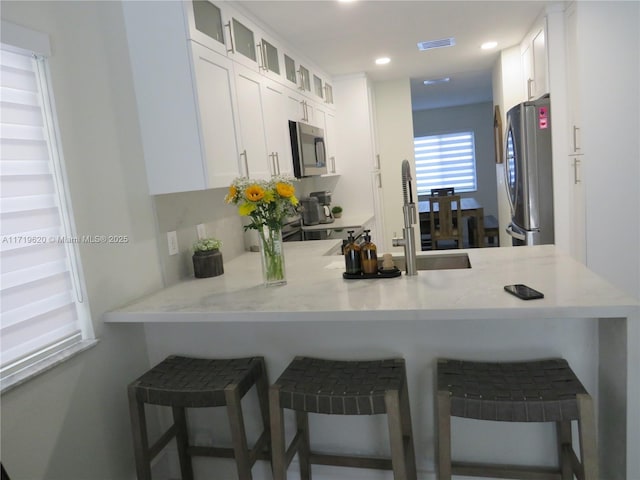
192,237,224,278
331,205,343,219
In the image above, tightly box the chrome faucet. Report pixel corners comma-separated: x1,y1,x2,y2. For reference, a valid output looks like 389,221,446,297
392,160,418,275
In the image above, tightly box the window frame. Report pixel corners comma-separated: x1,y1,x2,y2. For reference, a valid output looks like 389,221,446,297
413,130,478,198
1,21,96,393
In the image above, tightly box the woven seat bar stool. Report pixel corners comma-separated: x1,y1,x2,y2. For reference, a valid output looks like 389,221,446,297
128,355,270,480
269,356,417,480
436,358,598,480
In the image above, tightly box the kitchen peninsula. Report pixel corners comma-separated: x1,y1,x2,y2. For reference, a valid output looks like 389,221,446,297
106,244,639,479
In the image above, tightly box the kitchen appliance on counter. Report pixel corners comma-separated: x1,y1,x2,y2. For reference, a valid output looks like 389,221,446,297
504,94,554,246
300,197,322,226
289,121,327,178
310,191,334,224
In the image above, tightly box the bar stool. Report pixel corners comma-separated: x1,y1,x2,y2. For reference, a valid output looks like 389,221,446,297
128,355,270,480
436,358,598,480
269,356,417,480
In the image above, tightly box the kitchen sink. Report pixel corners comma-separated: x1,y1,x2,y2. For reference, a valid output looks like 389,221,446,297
385,252,471,271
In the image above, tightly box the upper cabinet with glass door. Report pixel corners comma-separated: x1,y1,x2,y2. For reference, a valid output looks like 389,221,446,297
184,0,230,57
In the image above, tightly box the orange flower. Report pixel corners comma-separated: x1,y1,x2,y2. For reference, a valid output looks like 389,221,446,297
244,184,265,202
275,182,295,198
225,185,237,203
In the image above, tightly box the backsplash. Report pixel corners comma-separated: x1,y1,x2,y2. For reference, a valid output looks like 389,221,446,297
153,187,245,286
152,175,341,286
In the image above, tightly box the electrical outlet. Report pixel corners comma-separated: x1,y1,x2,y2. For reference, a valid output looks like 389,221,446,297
167,231,179,255
196,223,206,240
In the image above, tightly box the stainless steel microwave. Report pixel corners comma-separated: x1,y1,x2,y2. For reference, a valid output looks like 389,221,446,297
289,121,327,178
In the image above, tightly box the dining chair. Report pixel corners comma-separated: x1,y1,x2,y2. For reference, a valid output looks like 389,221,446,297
429,194,463,249
430,187,455,197
422,188,456,250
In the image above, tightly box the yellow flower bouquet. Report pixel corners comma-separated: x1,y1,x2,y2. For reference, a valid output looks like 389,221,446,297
225,176,298,285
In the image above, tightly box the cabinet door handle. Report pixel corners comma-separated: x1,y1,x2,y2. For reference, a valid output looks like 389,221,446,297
375,154,381,170
572,125,581,152
275,152,281,175
240,149,249,176
330,156,336,174
527,78,534,100
573,157,581,184
224,22,235,54
376,172,382,188
256,43,266,70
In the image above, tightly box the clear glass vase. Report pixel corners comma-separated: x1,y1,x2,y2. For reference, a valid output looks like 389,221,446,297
258,225,286,286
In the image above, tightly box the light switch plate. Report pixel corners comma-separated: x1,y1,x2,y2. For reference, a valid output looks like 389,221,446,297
196,223,206,240
167,231,179,255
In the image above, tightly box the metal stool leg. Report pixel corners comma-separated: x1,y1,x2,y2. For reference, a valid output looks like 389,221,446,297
128,387,152,480
269,385,287,480
436,390,452,480
577,394,599,480
225,385,253,480
172,406,194,480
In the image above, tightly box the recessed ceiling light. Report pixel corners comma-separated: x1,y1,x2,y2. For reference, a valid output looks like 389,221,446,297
481,41,498,50
423,77,450,86
375,57,391,65
337,0,356,3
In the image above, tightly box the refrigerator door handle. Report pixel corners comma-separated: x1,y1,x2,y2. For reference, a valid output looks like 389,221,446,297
506,223,526,241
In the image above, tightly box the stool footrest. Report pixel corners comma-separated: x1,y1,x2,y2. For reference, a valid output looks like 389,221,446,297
188,443,271,464
310,452,393,471
452,461,561,480
149,424,177,460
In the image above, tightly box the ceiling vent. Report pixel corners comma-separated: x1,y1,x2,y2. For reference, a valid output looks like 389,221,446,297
417,37,456,51
423,77,451,86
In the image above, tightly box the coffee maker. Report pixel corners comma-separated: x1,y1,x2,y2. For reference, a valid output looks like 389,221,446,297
310,191,334,224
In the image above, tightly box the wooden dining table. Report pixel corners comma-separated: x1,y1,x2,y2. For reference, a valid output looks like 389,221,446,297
418,197,485,248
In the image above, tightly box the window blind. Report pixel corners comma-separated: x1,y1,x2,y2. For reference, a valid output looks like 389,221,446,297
1,45,89,377
413,132,477,195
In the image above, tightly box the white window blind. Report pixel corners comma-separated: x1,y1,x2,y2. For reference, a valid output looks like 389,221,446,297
413,131,477,195
1,41,93,382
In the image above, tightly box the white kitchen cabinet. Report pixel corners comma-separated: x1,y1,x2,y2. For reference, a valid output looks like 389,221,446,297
521,20,548,100
184,0,229,57
122,1,241,194
234,64,272,179
564,2,586,262
325,112,337,174
262,80,293,176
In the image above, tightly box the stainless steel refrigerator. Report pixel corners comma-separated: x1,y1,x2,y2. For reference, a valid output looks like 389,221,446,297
504,94,554,246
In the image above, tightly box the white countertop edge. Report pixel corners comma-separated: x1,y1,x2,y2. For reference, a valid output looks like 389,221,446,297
104,305,638,324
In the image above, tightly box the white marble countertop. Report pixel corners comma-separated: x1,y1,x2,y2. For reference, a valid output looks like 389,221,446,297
300,213,373,232
104,243,638,323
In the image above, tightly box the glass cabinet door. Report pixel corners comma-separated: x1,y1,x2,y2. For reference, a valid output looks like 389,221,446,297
298,65,310,91
192,0,224,45
313,75,324,99
233,18,256,62
284,55,297,85
261,39,280,75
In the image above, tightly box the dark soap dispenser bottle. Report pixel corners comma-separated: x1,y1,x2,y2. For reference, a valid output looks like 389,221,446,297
360,229,378,275
344,230,362,275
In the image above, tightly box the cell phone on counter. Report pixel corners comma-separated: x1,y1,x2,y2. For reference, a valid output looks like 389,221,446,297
504,284,544,300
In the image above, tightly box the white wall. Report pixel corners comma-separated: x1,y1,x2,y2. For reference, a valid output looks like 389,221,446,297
0,2,164,478
412,102,499,219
